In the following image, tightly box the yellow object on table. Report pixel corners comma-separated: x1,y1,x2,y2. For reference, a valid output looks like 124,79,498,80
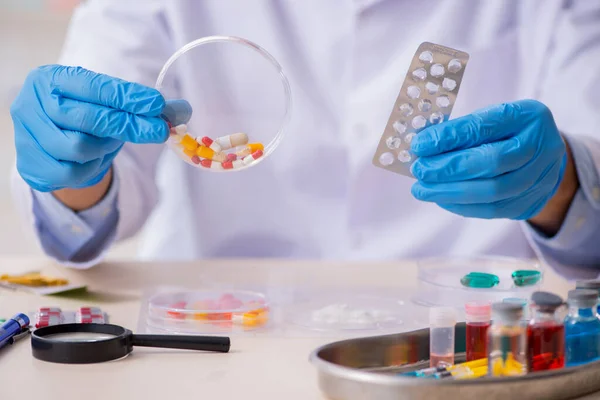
0,272,69,287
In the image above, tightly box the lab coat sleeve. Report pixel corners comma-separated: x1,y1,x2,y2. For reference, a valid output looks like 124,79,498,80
522,0,600,278
10,0,174,267
21,168,119,269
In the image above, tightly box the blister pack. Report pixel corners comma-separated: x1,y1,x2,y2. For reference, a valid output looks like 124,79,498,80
373,42,469,177
33,307,108,329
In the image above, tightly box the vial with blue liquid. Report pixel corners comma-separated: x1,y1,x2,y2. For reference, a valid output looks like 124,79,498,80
565,289,600,366
575,280,600,313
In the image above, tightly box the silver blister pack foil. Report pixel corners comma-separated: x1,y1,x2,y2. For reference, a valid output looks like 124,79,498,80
373,42,470,177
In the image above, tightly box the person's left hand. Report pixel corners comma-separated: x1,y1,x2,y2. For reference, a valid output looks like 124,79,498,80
410,100,567,220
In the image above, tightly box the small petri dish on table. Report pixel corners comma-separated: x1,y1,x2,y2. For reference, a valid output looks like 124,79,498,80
286,293,406,332
155,36,292,172
412,256,543,309
146,289,270,334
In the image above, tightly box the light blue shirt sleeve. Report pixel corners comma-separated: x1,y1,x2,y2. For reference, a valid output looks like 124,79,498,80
30,173,120,263
527,135,600,271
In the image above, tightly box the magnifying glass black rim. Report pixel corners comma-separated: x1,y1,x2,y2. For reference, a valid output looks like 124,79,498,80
32,323,133,364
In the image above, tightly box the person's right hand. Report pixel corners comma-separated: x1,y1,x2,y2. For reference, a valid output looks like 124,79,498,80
11,65,169,192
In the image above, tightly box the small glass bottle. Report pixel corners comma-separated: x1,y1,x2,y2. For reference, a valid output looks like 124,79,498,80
429,307,456,368
575,280,600,313
565,289,600,366
488,302,527,376
502,298,530,323
527,291,565,372
464,302,491,361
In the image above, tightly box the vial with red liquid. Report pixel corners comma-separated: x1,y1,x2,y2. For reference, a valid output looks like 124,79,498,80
465,302,491,361
429,307,456,368
527,291,565,372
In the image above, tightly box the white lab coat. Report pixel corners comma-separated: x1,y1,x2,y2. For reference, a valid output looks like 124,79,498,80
10,0,600,267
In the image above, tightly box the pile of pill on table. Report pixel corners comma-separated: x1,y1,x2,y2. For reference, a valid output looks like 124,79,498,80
168,123,264,170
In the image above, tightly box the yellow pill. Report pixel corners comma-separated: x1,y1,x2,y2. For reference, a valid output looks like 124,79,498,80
181,135,199,151
196,146,227,162
196,145,215,159
247,143,264,152
183,147,196,158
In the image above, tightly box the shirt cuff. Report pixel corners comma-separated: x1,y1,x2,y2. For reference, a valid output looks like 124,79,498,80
31,173,119,261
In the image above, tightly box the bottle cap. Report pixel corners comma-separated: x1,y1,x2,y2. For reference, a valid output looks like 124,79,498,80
575,280,600,292
568,289,598,309
429,307,456,327
492,302,523,322
531,291,563,311
464,302,491,323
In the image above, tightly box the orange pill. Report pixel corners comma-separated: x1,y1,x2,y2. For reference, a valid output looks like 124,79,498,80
183,147,196,158
247,143,264,152
181,135,199,152
196,146,227,162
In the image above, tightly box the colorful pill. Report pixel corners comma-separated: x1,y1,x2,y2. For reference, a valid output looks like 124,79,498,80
226,153,238,162
247,143,264,152
232,160,245,169
235,146,252,157
167,301,187,319
191,155,201,165
200,159,224,170
222,161,233,170
174,124,188,135
183,147,196,158
196,146,227,162
79,307,102,314
200,137,222,153
243,150,264,165
215,133,248,150
181,134,199,151
39,307,62,313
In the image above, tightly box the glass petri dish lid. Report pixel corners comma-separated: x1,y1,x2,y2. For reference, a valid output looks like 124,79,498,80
412,256,543,309
147,289,270,334
155,36,292,172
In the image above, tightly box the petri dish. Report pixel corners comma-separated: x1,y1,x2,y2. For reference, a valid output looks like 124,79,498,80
146,289,270,334
155,36,292,172
412,256,543,309
286,293,406,332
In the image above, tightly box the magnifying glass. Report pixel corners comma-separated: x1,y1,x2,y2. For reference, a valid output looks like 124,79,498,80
31,323,230,364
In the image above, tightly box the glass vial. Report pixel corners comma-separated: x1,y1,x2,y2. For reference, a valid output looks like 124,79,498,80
527,291,565,372
575,280,600,313
465,302,491,361
429,307,456,368
488,302,527,376
565,289,600,366
502,298,530,323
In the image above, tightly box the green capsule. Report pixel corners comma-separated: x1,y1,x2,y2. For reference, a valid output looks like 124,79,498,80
511,270,542,287
0,319,5,324
460,272,500,288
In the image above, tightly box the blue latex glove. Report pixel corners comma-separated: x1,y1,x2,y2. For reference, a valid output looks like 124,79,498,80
11,65,172,192
410,100,567,220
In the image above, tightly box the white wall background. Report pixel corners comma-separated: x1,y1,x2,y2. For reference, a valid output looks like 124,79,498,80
0,3,138,258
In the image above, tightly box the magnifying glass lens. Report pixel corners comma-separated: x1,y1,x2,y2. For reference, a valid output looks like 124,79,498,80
44,332,117,342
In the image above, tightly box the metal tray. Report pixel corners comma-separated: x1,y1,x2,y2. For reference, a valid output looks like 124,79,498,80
310,323,600,400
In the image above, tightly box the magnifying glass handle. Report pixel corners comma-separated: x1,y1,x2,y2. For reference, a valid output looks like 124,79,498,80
132,334,230,353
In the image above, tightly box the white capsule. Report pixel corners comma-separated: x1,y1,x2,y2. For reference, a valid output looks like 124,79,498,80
215,133,249,150
196,137,223,153
175,124,188,135
232,160,245,169
243,150,264,165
